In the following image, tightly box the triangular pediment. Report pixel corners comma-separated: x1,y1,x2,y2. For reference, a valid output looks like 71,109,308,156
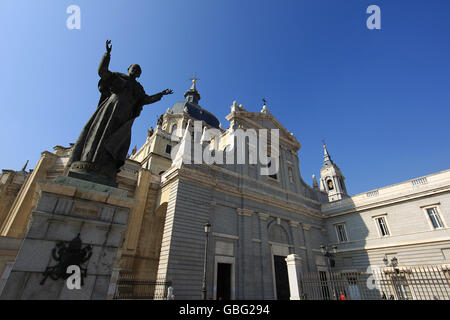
226,110,300,149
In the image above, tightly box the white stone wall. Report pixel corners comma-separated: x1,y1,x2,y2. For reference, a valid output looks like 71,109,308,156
323,170,450,270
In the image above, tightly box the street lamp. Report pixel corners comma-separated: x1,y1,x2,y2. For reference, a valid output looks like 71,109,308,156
202,223,211,300
320,244,337,262
383,255,398,267
391,257,398,267
320,244,338,299
383,255,399,273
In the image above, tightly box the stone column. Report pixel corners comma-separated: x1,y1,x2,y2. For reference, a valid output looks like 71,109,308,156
118,169,152,273
0,261,14,295
237,208,253,299
288,221,302,253
285,254,303,300
258,212,274,299
0,176,135,300
302,223,312,273
123,169,151,252
106,267,121,300
0,151,58,238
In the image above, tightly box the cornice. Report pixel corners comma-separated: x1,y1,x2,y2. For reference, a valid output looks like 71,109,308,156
170,165,323,219
323,185,450,218
225,111,300,150
236,208,254,216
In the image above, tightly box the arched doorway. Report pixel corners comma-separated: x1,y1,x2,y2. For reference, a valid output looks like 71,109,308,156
268,223,291,300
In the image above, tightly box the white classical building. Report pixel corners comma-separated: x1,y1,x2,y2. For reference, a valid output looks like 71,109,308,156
0,81,449,300
321,151,450,270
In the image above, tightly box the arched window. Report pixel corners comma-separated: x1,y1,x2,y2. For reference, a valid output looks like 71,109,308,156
327,178,334,190
268,224,289,244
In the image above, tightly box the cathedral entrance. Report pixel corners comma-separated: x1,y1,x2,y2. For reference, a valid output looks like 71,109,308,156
216,263,232,300
268,223,292,300
273,255,290,300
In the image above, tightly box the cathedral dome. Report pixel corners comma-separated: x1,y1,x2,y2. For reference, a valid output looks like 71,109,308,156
170,101,220,129
170,78,220,129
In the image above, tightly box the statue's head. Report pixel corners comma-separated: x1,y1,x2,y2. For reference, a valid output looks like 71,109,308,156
128,64,142,78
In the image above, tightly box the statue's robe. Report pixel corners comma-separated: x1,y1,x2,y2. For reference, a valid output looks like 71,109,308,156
68,53,162,176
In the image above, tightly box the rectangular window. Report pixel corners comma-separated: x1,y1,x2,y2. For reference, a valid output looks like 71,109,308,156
376,217,390,236
335,223,348,243
165,144,172,154
426,207,444,229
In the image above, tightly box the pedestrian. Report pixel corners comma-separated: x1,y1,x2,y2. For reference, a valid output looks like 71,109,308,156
167,286,175,300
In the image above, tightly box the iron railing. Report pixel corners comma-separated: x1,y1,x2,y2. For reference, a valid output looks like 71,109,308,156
113,273,172,300
300,265,450,300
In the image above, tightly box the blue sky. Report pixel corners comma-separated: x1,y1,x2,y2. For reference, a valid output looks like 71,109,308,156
0,0,449,195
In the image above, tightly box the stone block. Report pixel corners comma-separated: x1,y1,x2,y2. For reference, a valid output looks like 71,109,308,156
1,176,132,300
35,193,58,213
96,247,117,275
91,275,110,300
39,181,76,198
12,240,54,272
106,228,123,247
54,197,74,216
79,224,109,246
21,272,63,300
86,245,101,274
86,246,116,276
71,200,101,220
58,275,96,300
99,206,115,223
106,196,134,208
113,208,129,225
27,214,50,239
74,189,108,203
215,241,234,256
0,271,29,300
46,219,82,242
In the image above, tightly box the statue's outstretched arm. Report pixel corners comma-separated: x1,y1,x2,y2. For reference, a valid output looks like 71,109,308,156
143,89,173,106
143,92,163,105
98,40,112,78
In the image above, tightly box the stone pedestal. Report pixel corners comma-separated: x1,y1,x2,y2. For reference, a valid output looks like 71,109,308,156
285,254,303,300
0,176,135,300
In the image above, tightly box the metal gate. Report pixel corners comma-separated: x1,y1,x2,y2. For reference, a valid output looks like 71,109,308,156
113,273,172,300
300,265,450,300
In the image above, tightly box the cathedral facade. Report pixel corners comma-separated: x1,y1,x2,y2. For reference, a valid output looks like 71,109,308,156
0,81,449,300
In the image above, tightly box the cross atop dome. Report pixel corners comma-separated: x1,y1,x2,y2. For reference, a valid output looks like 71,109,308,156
190,72,199,86
184,73,201,104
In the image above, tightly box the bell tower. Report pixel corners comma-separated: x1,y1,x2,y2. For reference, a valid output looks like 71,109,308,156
319,143,348,202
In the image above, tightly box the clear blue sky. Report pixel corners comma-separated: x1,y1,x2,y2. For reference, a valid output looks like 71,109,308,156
0,0,449,195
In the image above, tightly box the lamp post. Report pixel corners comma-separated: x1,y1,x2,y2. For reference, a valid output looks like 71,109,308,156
383,255,399,273
202,223,211,300
383,255,401,299
320,244,338,299
320,244,337,267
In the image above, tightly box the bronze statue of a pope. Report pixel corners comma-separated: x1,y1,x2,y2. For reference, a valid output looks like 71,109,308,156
67,40,172,186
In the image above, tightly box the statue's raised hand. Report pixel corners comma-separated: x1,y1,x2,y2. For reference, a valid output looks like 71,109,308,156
106,40,112,54
161,89,173,95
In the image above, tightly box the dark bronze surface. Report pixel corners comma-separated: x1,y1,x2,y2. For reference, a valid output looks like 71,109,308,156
67,40,173,186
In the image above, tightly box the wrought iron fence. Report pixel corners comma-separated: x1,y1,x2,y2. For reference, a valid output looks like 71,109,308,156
301,265,450,300
113,273,172,300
